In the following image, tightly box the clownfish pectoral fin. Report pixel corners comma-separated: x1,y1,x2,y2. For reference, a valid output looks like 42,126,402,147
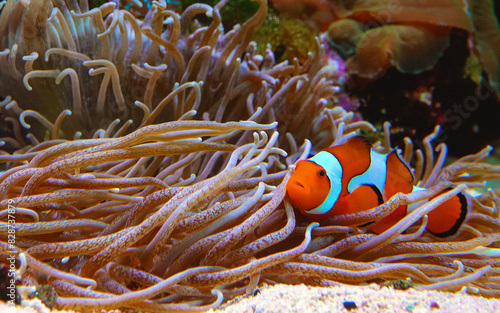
426,190,468,237
339,184,383,215
386,149,414,187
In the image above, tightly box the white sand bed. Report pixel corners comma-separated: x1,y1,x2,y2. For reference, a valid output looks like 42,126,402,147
209,284,500,313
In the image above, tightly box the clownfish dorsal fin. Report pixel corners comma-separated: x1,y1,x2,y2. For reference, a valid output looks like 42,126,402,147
326,136,373,183
344,136,372,151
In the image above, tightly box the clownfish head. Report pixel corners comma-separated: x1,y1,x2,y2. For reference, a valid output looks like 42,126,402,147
286,160,331,217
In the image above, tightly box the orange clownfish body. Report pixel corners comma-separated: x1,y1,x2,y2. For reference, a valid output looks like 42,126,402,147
286,136,467,237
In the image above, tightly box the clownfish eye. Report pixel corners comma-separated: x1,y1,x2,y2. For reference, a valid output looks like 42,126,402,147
318,169,326,178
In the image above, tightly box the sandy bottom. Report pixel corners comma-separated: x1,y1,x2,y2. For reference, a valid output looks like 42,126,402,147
2,284,500,312
209,284,500,313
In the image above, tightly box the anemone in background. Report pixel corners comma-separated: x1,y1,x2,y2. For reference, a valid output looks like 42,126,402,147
0,0,350,152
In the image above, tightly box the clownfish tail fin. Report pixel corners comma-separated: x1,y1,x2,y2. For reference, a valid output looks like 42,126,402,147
426,189,468,238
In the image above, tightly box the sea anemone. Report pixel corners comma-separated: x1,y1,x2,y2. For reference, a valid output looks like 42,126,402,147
1,0,500,312
0,0,345,150
2,117,500,311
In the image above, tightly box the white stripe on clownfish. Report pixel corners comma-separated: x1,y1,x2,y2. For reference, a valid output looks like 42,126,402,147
305,151,342,215
347,149,388,195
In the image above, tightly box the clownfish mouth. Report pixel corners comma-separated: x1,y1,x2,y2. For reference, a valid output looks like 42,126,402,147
287,178,310,196
293,181,305,189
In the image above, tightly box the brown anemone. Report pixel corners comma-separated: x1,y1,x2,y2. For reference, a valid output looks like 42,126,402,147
272,0,474,79
326,0,472,79
468,0,500,99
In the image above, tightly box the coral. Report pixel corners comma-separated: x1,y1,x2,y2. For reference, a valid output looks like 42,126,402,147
271,0,473,79
252,8,318,63
329,0,472,30
468,0,500,100
269,0,334,31
326,0,472,79
331,21,452,79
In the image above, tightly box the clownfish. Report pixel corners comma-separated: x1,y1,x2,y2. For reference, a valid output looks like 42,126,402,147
286,136,467,237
